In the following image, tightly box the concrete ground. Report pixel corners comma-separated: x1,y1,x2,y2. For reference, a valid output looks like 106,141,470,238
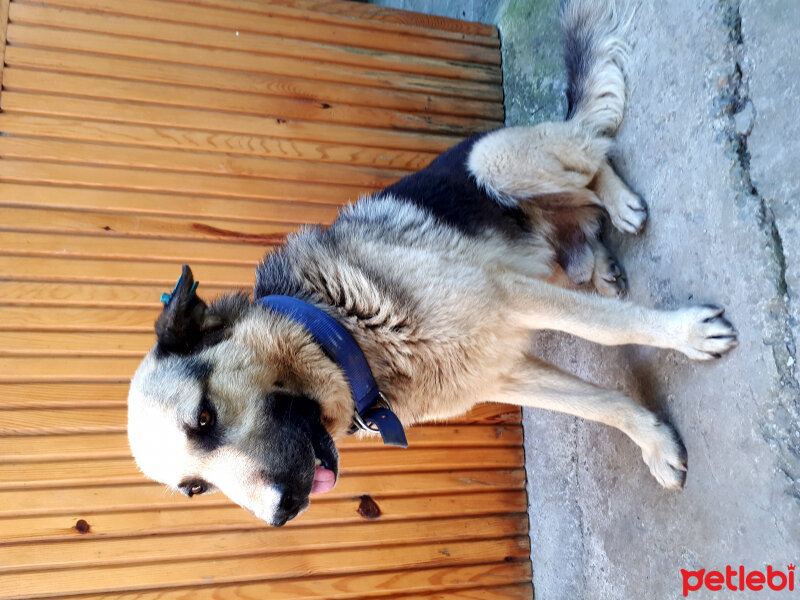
373,1,799,598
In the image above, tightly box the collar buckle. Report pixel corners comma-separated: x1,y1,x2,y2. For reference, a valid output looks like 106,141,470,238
352,392,392,433
352,392,408,448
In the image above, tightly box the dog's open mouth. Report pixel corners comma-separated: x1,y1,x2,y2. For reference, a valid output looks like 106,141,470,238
308,411,339,495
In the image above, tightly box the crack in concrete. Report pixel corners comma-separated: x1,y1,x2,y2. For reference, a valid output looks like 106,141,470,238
718,0,800,501
571,419,589,592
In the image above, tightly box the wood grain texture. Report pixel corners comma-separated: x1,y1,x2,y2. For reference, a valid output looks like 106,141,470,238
0,515,528,570
2,45,502,124
0,114,441,171
22,0,501,62
0,1,528,598
10,2,502,78
0,157,370,204
0,183,341,224
1,91,464,153
1,491,528,541
57,564,531,600
0,0,8,93
5,23,501,103
253,0,498,39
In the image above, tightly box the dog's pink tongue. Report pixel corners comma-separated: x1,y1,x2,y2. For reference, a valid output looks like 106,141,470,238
310,466,336,495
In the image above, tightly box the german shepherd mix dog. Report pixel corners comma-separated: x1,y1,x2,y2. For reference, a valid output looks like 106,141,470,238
128,1,738,526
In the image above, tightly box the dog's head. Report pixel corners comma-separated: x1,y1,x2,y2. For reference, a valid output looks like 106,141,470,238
128,266,351,526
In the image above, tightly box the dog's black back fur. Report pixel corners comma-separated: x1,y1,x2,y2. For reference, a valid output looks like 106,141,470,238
375,133,531,240
255,133,532,302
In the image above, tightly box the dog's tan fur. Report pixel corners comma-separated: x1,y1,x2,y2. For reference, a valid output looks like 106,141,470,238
127,0,738,525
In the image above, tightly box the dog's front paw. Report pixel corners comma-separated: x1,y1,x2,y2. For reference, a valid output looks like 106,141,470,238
608,192,648,235
668,304,739,360
640,420,687,489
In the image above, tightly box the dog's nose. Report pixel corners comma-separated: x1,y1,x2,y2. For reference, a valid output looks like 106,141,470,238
271,484,308,527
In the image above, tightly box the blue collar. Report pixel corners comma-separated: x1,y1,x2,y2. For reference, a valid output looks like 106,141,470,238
258,295,408,448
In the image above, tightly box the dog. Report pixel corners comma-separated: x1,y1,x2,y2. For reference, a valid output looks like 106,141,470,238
127,1,738,527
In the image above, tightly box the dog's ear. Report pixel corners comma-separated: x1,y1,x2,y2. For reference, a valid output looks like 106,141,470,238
155,265,224,355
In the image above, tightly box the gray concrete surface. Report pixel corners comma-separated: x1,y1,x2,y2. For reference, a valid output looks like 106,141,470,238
375,1,799,598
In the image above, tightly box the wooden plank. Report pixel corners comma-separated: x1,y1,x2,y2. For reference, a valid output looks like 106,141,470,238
0,305,168,332
10,2,502,81
0,470,525,515
247,0,498,40
0,0,8,93
55,563,530,600
5,26,500,105
352,584,533,600
0,114,439,171
0,158,369,205
0,490,529,542
0,331,155,356
0,258,253,290
0,383,132,406
0,206,302,245
0,425,522,458
0,536,528,598
0,408,129,435
0,356,144,381
2,60,495,137
0,231,279,266
0,281,241,306
0,515,527,571
0,183,341,225
22,0,500,64
0,448,523,482
1,91,462,153
1,46,501,123
0,135,405,189
456,404,523,425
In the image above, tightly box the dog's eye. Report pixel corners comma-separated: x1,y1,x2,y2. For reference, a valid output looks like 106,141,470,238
189,482,205,496
197,410,214,431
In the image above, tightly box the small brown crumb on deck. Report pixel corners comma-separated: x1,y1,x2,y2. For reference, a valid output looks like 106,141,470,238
74,519,91,534
357,494,381,519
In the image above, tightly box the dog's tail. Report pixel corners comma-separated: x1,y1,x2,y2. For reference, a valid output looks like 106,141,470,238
561,0,632,136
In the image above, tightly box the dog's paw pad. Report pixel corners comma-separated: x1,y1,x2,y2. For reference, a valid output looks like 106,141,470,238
609,194,648,235
641,422,687,489
671,304,739,360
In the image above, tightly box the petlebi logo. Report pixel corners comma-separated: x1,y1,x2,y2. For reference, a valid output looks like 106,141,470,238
681,564,795,596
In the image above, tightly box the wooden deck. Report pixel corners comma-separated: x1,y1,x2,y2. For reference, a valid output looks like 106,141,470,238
0,1,532,598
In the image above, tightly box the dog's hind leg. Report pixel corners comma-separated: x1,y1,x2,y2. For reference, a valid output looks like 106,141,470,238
510,278,738,360
467,125,647,237
494,354,686,489
549,205,628,297
590,161,647,235
467,122,607,208
589,237,628,297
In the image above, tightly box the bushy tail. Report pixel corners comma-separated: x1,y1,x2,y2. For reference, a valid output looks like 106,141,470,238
560,0,632,136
